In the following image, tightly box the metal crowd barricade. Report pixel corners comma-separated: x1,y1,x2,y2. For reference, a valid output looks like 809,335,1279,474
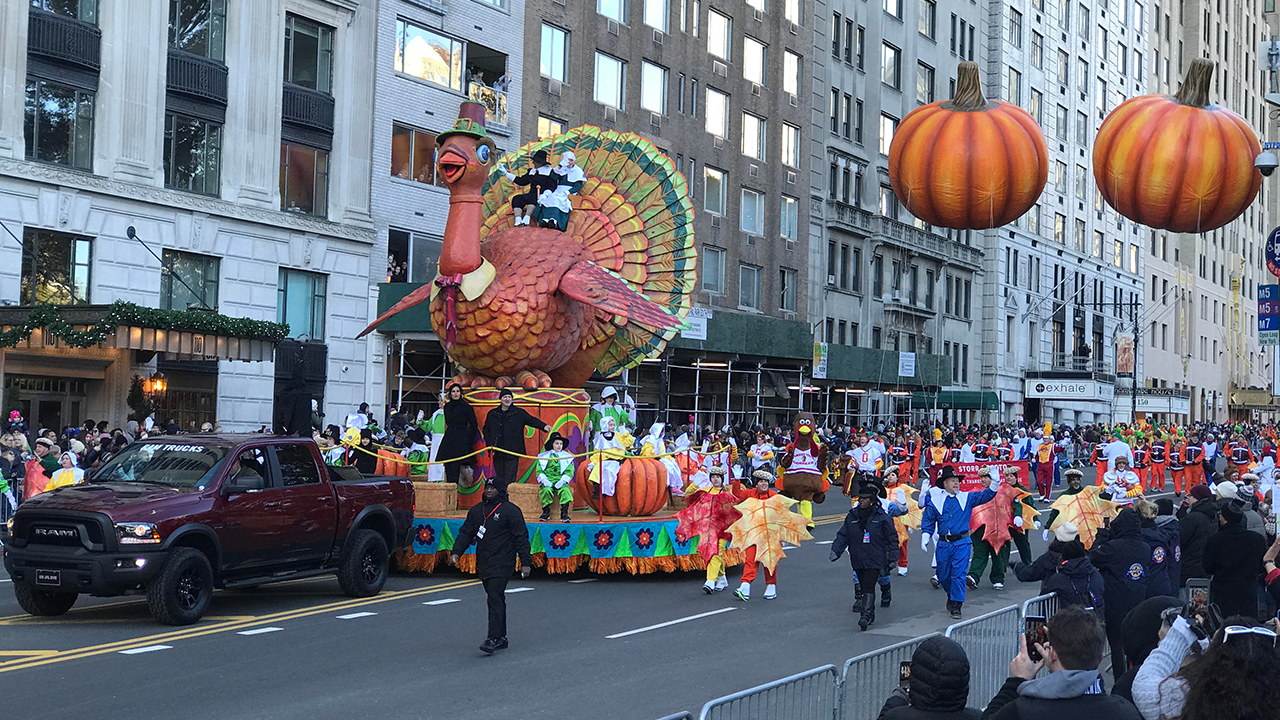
654,713,695,720
836,633,939,720
944,606,1021,709
1020,593,1059,622
699,665,839,720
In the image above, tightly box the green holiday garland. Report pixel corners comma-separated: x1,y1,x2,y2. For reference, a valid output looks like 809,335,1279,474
0,301,290,348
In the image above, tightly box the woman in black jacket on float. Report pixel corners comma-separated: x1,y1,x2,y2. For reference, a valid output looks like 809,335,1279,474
438,383,478,484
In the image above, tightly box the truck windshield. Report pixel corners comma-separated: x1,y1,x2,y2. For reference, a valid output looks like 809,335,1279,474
91,443,228,489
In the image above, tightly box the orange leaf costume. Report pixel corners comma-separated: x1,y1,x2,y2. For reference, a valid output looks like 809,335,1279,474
726,493,813,573
1045,485,1118,549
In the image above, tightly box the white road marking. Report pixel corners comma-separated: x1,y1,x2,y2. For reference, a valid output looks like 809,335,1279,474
505,586,534,594
782,544,799,549
336,612,377,620
816,541,834,545
606,607,737,639
568,578,597,584
118,645,172,655
0,578,10,582
237,627,284,636
424,598,461,606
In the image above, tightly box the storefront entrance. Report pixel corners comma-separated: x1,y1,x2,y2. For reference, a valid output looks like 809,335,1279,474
4,375,88,434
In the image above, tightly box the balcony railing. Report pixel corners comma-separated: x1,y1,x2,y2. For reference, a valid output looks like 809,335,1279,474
825,201,984,271
166,48,228,105
468,83,508,126
28,8,101,71
1049,351,1112,375
282,82,335,134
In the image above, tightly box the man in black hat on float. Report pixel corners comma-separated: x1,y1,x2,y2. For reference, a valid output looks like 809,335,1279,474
482,387,552,490
450,478,533,655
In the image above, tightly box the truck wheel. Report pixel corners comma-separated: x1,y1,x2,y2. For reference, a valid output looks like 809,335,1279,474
14,583,77,616
338,529,389,598
147,547,214,626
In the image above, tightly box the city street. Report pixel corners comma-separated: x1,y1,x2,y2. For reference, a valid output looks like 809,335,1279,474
1,472,1149,720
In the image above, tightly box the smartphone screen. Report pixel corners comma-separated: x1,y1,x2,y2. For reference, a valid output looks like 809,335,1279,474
899,661,912,689
1025,616,1048,662
1187,579,1210,614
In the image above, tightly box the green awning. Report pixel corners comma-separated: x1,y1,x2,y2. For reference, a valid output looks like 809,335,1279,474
911,391,1000,410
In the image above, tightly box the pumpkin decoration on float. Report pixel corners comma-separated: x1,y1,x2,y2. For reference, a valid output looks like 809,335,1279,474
573,456,669,517
888,61,1048,230
1093,58,1261,234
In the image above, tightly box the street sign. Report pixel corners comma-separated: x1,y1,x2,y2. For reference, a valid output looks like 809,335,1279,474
1263,285,1280,346
1268,228,1280,278
1262,330,1280,346
812,342,829,379
898,351,916,378
1260,315,1279,332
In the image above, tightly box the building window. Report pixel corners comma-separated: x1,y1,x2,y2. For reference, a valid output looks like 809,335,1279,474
740,189,763,235
707,10,731,60
705,87,729,137
23,79,94,171
917,62,934,104
840,94,852,139
1075,164,1087,199
594,52,627,109
21,229,91,306
783,50,801,96
879,185,898,219
918,0,936,39
641,61,668,114
925,269,934,308
702,245,725,293
280,142,329,215
781,195,798,240
872,255,884,296
1057,50,1069,86
1053,213,1065,243
164,113,221,195
169,0,226,61
1113,240,1123,267
855,26,865,69
643,0,667,31
1008,7,1023,47
599,0,629,22
878,113,897,156
161,250,219,311
781,122,799,167
537,116,564,139
1007,66,1021,104
744,37,767,85
32,0,98,22
779,268,796,311
832,12,841,57
741,112,765,160
704,166,726,215
1074,218,1086,251
739,264,762,310
785,0,801,25
854,100,863,143
881,43,901,88
391,122,440,186
388,228,441,283
1030,88,1043,123
285,14,334,93
277,269,327,340
540,24,568,82
1092,230,1103,258
1031,31,1043,68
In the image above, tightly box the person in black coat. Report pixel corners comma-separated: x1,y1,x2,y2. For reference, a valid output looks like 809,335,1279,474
1201,498,1267,619
439,383,479,485
482,387,551,490
832,482,899,631
352,428,379,475
878,635,980,720
1152,499,1181,594
1135,500,1173,599
450,479,533,654
1089,508,1151,674
1178,484,1219,587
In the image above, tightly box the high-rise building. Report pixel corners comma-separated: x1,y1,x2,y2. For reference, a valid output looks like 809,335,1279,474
0,0,379,430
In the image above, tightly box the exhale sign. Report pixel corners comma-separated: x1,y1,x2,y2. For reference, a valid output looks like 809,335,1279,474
1259,284,1279,347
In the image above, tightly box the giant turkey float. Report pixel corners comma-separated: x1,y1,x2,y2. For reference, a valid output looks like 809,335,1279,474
360,102,749,575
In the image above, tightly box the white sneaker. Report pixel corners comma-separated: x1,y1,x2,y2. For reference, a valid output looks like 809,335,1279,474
897,566,908,576
702,581,715,594
734,582,750,601
714,576,728,591
993,582,1004,590
763,584,777,599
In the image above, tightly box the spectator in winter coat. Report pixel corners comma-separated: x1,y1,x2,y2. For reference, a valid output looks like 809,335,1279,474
1136,500,1173,599
1110,595,1182,703
878,636,981,720
1152,499,1181,596
1089,508,1152,674
1201,498,1267,619
1177,485,1219,587
1012,524,1105,618
832,482,900,631
982,605,1141,720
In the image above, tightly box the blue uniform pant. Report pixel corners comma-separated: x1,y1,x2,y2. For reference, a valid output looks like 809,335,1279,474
936,540,972,603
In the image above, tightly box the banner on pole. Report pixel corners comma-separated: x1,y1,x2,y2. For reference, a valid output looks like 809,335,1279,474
927,460,1031,493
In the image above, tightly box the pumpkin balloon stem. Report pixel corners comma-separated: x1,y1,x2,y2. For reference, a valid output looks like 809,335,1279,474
949,61,990,111
1173,57,1215,107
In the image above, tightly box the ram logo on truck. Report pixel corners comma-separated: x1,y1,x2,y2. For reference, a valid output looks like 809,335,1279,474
32,527,77,539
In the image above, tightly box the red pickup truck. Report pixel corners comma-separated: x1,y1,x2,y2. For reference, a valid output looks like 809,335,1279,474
2,435,414,625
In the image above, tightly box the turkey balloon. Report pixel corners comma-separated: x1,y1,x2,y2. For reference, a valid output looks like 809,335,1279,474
359,103,697,388
888,61,1048,230
1093,58,1261,234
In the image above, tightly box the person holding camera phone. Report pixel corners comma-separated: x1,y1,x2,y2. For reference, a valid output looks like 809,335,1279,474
876,636,980,720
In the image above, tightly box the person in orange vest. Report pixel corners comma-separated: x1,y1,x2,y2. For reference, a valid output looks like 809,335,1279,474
1090,440,1107,486
1034,432,1056,502
1183,433,1206,489
1131,433,1150,491
1167,433,1187,496
925,437,949,492
1229,432,1254,473
906,432,924,487
1148,432,1168,493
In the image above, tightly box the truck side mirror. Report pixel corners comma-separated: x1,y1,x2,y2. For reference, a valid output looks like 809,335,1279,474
225,474,265,494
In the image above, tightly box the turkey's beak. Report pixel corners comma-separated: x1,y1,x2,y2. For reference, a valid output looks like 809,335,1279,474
356,282,433,339
437,149,468,184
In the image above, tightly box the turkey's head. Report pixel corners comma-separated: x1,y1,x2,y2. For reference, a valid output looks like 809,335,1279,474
436,133,496,196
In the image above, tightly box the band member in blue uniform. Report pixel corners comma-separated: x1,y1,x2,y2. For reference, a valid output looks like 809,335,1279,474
921,465,999,619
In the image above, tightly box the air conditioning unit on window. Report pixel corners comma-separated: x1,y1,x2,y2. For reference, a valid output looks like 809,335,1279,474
753,8,763,21
789,21,798,34
710,214,721,228
748,164,759,179
653,28,663,45
713,61,728,77
548,79,562,96
607,19,619,35
827,274,837,285
713,136,723,150
751,82,761,96
604,105,617,122
787,171,796,184
650,112,661,128
789,94,798,107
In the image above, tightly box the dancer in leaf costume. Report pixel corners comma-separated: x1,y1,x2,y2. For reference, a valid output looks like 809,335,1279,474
674,466,742,593
1045,481,1118,549
966,466,1037,590
728,470,813,601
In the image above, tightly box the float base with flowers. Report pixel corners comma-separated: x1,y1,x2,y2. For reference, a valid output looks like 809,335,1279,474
396,509,745,575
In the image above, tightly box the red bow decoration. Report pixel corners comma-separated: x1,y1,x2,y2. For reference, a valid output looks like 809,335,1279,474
435,273,462,349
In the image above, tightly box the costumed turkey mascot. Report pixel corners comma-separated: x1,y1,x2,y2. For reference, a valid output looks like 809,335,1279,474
777,412,828,528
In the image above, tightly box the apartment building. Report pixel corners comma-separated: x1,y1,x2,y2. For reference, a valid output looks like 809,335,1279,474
0,0,378,430
977,0,1147,426
366,0,524,418
804,0,980,426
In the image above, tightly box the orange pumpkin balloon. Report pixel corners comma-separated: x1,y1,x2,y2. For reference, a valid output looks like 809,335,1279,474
1093,58,1261,234
889,61,1048,230
573,457,669,517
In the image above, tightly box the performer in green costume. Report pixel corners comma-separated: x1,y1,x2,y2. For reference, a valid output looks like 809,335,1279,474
536,432,575,521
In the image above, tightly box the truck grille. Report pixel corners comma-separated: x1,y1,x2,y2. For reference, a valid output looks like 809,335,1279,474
11,511,110,550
